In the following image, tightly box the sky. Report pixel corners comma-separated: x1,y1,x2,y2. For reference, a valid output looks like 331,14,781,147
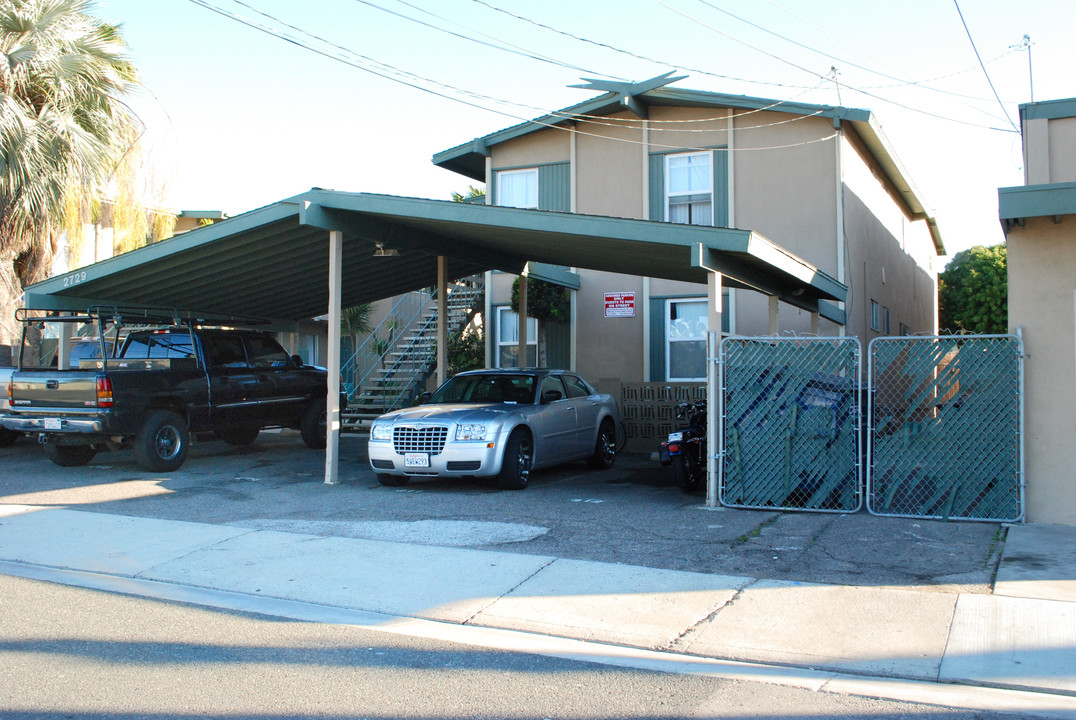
94,0,1076,261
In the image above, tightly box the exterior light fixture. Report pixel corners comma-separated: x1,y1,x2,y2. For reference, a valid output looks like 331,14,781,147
373,241,399,257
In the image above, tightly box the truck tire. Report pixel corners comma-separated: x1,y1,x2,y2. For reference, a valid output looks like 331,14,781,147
44,443,96,467
300,399,326,449
0,427,18,448
220,426,260,446
136,410,190,472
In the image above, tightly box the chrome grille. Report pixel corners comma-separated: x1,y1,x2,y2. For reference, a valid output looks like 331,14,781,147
393,425,448,455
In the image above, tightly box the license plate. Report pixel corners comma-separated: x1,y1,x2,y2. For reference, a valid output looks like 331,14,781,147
404,453,430,468
44,418,62,430
667,431,683,442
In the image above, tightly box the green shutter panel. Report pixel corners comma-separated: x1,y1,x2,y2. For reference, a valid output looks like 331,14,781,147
538,163,570,212
490,171,498,205
713,148,729,227
649,153,665,221
649,297,666,381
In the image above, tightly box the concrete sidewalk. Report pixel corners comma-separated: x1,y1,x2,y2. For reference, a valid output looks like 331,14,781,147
0,503,1074,715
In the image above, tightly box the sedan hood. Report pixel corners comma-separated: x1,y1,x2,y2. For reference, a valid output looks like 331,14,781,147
378,404,519,424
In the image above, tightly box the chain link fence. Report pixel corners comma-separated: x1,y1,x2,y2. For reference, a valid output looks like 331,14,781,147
719,337,862,512
867,335,1024,522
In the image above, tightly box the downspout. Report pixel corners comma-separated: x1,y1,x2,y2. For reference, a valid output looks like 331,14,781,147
642,120,651,380
834,119,847,337
484,155,493,369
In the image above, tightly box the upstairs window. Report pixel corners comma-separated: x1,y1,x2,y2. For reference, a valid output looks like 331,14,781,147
497,168,538,209
666,152,713,226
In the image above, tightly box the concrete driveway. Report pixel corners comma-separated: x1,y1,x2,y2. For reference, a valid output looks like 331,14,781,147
0,430,1004,593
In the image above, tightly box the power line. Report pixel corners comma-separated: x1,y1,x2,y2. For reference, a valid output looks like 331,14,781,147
183,0,841,155
467,0,814,91
952,0,1018,131
349,0,621,80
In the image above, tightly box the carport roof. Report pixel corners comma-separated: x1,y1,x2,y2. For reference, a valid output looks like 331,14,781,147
24,190,846,325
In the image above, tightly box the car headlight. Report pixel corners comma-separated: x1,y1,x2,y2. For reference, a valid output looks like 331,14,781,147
370,423,393,442
455,423,488,441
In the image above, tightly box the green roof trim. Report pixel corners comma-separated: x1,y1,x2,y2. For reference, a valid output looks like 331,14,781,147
999,181,1076,223
433,84,870,182
1021,98,1076,122
22,191,846,325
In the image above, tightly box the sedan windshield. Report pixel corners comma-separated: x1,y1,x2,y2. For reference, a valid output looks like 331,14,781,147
429,373,536,404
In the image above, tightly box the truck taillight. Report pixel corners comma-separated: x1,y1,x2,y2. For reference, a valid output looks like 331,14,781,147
96,376,114,408
6,377,10,402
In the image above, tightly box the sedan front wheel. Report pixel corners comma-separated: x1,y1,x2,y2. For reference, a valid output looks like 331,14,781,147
496,429,533,490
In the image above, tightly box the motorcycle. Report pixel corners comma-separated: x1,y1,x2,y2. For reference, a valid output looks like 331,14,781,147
658,401,707,493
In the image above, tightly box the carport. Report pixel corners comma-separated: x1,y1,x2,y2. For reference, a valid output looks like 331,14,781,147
21,189,847,497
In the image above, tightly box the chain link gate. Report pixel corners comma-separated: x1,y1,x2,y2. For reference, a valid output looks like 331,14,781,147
719,337,862,512
867,335,1024,522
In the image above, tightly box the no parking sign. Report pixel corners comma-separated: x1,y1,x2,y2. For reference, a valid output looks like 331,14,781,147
604,292,636,318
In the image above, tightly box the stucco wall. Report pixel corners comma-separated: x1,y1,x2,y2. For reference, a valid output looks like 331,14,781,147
1006,215,1076,524
1024,116,1076,185
841,131,938,338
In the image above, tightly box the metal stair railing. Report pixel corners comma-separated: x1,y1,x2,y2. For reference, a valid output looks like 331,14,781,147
340,289,431,400
348,275,483,418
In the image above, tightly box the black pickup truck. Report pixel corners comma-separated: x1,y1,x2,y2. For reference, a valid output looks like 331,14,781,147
3,308,340,471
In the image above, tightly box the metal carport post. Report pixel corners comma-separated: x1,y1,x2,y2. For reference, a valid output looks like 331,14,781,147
321,227,452,485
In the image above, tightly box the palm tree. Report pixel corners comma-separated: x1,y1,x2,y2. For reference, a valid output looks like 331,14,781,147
0,0,139,345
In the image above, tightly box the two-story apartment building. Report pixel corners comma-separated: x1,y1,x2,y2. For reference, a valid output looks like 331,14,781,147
1000,97,1076,526
434,76,942,386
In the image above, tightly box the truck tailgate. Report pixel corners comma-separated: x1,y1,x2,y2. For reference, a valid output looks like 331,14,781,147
9,371,99,410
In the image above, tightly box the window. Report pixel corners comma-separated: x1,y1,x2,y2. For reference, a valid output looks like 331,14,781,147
899,323,911,336
496,168,538,209
666,152,712,226
495,306,537,368
540,375,566,401
244,334,291,368
870,300,881,332
562,374,592,398
666,299,708,381
882,307,891,335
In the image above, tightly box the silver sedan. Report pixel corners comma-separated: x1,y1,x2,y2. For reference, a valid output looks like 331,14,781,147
367,369,620,489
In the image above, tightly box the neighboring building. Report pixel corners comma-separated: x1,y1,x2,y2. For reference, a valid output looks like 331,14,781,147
54,207,226,277
434,76,942,386
999,97,1076,526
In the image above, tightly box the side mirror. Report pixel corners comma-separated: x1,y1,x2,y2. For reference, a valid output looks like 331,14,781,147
541,389,563,404
291,354,303,366
418,391,432,405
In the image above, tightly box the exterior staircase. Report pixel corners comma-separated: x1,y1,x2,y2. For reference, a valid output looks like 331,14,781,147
342,275,484,430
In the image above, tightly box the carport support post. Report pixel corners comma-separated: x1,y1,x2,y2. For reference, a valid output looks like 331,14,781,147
706,271,722,508
324,229,343,485
437,256,448,386
517,274,528,368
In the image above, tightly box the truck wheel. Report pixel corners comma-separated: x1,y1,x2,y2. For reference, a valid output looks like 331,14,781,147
0,428,18,448
300,399,326,449
136,410,190,472
586,419,617,469
496,429,533,490
44,443,96,467
220,426,260,446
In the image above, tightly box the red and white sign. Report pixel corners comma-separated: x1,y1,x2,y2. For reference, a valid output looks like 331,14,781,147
604,291,636,318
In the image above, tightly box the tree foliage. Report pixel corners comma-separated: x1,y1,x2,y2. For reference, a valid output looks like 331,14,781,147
938,244,1007,334
510,277,569,323
0,0,144,344
447,327,484,376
